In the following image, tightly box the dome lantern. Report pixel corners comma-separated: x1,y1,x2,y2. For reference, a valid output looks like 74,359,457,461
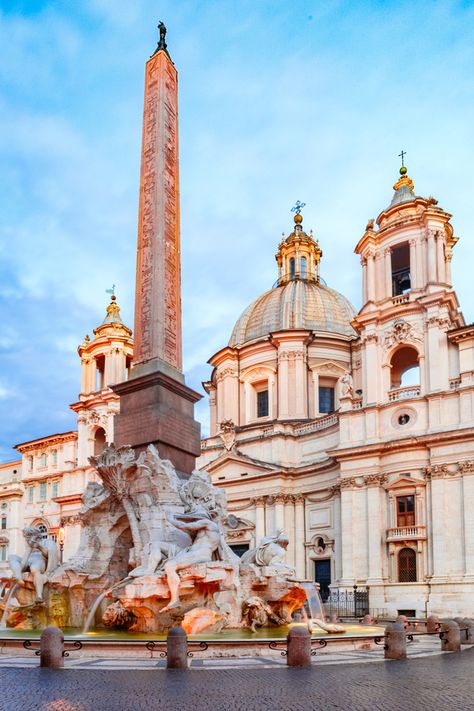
275,202,323,286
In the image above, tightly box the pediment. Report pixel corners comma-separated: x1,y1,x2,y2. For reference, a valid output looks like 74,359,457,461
384,475,425,490
204,450,277,477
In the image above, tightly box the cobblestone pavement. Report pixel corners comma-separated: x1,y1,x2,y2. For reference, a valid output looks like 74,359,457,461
0,648,473,711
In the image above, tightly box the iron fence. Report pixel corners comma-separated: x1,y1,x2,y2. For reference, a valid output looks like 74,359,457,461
324,586,369,618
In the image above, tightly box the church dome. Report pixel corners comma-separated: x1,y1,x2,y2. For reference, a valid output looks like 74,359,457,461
229,280,357,347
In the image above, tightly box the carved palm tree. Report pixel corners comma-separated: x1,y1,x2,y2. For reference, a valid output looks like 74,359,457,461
89,445,143,562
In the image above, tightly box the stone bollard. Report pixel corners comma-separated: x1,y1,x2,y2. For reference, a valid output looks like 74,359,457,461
454,617,467,643
396,615,409,631
384,622,407,660
40,626,64,669
166,627,188,669
462,618,474,645
287,625,311,667
426,615,440,634
440,620,461,652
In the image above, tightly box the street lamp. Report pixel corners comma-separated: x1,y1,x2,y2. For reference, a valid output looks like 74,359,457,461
58,522,65,564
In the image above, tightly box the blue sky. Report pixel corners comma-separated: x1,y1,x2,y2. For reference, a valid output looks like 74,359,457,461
1,0,474,462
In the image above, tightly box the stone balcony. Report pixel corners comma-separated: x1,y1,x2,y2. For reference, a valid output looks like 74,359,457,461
386,525,426,542
388,385,421,402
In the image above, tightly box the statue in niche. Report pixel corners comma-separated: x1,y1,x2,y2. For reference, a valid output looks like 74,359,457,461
241,530,295,576
340,370,353,398
9,527,60,602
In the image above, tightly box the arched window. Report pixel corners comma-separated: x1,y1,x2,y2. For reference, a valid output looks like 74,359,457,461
39,453,47,467
398,547,417,582
289,257,296,280
94,427,107,456
300,256,307,279
52,450,58,465
390,346,420,390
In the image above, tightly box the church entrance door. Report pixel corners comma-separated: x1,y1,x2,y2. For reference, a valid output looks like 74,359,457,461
314,559,331,601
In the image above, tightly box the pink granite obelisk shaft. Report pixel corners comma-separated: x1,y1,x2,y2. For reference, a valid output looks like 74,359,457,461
112,31,201,474
133,46,182,380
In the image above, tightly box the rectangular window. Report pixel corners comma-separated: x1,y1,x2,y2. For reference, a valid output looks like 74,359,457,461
28,456,33,471
39,453,46,467
1,517,6,530
52,481,59,499
397,495,415,527
28,486,34,503
52,450,58,465
39,482,47,500
0,545,6,561
318,386,335,414
257,389,269,418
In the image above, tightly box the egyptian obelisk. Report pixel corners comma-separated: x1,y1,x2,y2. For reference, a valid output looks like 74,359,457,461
112,23,201,474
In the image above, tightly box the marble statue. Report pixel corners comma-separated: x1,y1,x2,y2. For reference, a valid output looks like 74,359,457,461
340,370,353,398
161,510,229,612
9,527,60,602
242,596,286,632
241,530,295,576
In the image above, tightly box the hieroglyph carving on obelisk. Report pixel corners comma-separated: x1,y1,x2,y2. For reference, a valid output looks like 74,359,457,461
133,39,182,376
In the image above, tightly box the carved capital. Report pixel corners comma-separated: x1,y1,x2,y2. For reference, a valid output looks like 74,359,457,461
365,473,386,487
339,477,356,490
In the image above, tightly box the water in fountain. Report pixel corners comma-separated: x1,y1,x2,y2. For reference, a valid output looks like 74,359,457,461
82,577,132,634
0,584,19,630
300,582,325,620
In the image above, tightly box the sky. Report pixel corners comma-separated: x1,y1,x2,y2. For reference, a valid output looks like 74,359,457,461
1,0,474,463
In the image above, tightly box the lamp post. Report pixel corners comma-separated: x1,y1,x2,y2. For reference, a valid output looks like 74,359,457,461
58,521,65,564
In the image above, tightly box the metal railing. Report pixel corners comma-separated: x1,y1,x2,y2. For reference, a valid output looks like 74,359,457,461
325,587,369,618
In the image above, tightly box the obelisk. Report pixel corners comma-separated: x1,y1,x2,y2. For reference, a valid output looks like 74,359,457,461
112,23,201,474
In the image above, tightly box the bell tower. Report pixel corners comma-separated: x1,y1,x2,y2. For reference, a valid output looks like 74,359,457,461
71,294,133,466
352,161,464,406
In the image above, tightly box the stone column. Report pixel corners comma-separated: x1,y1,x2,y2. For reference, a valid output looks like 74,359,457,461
274,494,286,532
312,370,319,416
436,234,445,283
284,495,296,567
254,497,266,543
461,466,474,578
409,239,417,289
361,256,368,303
278,354,290,418
294,351,307,418
366,480,383,583
430,473,446,579
427,230,437,283
384,249,392,298
416,238,424,287
339,484,354,585
294,495,306,578
363,335,378,404
366,251,375,302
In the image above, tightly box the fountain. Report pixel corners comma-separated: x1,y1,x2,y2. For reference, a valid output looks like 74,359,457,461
0,444,324,637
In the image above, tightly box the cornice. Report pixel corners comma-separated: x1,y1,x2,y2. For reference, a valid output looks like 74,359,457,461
16,432,77,453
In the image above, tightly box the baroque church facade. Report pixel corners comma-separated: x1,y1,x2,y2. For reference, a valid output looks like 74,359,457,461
1,166,473,614
198,166,474,617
